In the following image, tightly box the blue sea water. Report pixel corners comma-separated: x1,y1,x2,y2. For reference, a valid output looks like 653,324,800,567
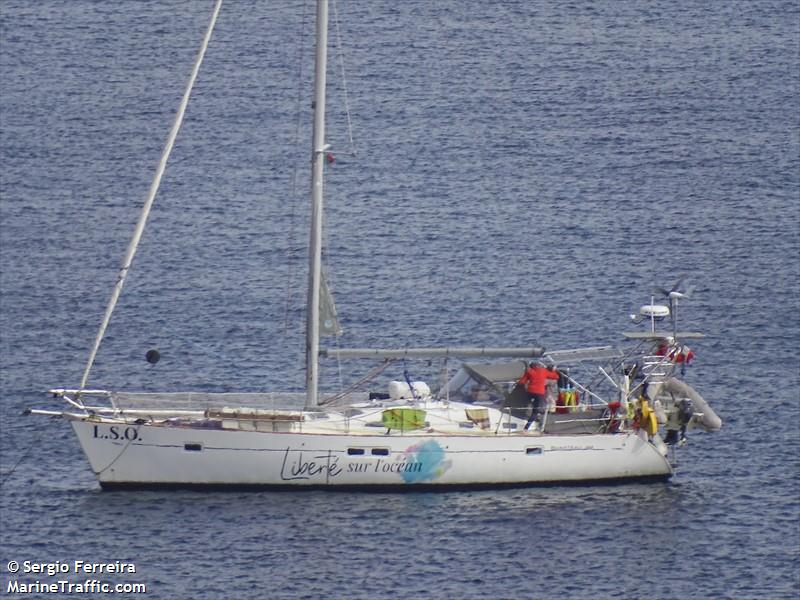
1,1,798,599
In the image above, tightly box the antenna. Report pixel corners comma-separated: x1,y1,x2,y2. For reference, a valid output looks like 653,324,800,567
632,296,670,331
653,278,692,338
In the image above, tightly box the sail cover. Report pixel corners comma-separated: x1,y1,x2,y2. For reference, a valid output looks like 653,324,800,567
320,271,342,336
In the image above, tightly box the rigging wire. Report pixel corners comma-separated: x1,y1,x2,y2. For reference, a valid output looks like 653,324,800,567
282,0,355,389
320,168,345,391
321,359,395,405
321,0,358,384
332,0,357,155
282,1,310,337
332,322,345,394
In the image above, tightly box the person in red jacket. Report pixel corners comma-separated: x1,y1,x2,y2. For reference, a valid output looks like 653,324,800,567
518,361,560,431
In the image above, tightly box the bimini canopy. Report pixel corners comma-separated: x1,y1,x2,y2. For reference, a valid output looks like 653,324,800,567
442,346,624,405
443,346,624,394
442,360,528,403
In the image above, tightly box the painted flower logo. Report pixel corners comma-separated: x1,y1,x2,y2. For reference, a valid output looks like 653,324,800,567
401,440,452,483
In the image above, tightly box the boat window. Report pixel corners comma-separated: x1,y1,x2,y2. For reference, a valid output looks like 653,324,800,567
371,448,389,456
526,447,543,455
347,448,365,456
184,443,203,452
501,423,518,430
459,422,475,429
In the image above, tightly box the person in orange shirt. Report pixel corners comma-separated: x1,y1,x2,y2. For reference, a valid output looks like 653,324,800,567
518,361,560,431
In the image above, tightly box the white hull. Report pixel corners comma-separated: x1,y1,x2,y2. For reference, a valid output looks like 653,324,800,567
70,418,672,489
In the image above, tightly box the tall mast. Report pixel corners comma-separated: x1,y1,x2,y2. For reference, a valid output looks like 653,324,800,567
305,0,329,408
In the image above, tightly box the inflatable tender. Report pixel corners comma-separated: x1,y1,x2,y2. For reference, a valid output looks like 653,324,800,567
660,377,722,431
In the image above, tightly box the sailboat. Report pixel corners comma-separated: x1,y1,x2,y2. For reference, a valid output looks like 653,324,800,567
31,0,720,489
